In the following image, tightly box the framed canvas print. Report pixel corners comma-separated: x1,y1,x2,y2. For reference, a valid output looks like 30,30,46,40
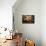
22,15,35,24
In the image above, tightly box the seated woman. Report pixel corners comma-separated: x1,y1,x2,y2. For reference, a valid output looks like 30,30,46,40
15,33,23,46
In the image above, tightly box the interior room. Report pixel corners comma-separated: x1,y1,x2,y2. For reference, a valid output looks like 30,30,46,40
0,0,46,46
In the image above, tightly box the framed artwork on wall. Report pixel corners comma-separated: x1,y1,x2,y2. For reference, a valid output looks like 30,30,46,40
22,15,35,24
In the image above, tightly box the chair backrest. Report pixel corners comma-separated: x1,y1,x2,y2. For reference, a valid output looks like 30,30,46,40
25,40,35,46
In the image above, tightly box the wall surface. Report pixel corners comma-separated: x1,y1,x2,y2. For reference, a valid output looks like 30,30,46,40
0,0,16,39
41,0,46,46
13,0,41,46
0,0,16,30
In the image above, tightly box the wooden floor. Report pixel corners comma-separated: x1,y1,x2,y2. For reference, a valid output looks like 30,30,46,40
0,39,16,46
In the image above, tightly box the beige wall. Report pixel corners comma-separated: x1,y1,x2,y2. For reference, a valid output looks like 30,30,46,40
13,0,41,46
41,0,46,46
0,0,16,29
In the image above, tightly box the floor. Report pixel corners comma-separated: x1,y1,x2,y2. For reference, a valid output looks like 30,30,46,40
0,39,16,46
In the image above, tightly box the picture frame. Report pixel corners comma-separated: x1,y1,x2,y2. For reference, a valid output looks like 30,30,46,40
22,15,35,24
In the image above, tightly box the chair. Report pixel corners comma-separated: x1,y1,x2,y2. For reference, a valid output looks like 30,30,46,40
25,40,35,46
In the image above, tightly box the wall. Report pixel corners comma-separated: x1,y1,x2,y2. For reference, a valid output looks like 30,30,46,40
13,0,41,46
0,0,16,39
0,0,16,30
41,0,46,46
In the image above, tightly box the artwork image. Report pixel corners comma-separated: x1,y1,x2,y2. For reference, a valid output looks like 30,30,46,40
22,15,35,24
